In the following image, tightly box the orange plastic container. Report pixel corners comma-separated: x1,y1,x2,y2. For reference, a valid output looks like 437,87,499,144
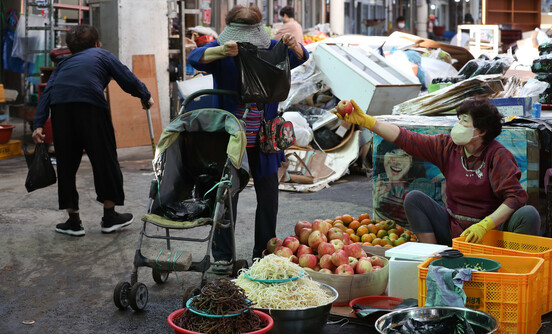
453,230,552,314
418,254,544,334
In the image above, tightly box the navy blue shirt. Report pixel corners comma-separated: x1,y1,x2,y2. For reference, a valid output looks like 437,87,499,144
187,40,308,179
34,47,151,128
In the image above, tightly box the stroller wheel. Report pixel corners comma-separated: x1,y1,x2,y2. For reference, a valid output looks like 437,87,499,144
152,269,170,284
231,259,249,278
113,281,131,309
129,282,148,311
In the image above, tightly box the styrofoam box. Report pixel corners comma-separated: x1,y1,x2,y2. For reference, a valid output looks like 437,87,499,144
385,243,450,300
388,257,422,299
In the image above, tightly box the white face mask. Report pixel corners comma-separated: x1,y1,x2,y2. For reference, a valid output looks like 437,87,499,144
451,123,480,145
398,23,406,29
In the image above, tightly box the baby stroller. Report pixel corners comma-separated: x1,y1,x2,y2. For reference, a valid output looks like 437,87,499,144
113,89,250,311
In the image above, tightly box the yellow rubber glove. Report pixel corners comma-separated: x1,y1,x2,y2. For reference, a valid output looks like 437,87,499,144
460,216,495,243
331,100,377,130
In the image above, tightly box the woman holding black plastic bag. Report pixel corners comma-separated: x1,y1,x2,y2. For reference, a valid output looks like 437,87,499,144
188,5,308,271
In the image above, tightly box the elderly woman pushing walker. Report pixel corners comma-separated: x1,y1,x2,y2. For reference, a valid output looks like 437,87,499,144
333,98,540,246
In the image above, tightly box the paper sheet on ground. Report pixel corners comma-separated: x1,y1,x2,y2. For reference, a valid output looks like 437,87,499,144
279,130,360,192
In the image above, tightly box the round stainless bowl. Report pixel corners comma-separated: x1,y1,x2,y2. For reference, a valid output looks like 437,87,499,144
375,306,499,333
255,281,338,334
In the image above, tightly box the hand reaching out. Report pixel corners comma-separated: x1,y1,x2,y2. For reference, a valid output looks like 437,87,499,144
331,99,377,130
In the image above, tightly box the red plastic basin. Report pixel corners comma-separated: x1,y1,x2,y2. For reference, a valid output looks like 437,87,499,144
349,296,404,311
167,308,274,334
0,125,15,144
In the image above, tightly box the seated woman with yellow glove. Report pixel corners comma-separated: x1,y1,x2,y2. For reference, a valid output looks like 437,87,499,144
333,98,540,245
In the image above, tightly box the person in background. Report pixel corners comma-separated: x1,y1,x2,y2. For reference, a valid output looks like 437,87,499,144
32,24,154,236
427,14,436,40
333,98,540,246
464,13,475,25
388,16,410,35
274,6,304,43
188,5,308,270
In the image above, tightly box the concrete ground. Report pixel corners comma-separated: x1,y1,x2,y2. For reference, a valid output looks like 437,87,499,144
1,117,551,334
0,117,375,333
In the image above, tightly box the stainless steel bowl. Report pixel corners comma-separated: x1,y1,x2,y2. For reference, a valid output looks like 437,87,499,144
375,306,499,333
255,282,338,334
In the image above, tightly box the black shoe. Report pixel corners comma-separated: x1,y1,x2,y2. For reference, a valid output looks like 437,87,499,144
101,212,134,233
55,219,85,236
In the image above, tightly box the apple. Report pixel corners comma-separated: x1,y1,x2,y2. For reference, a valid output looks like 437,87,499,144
336,100,353,116
308,230,327,250
356,257,373,274
317,242,335,257
312,220,331,236
283,236,300,253
266,237,283,254
330,239,345,251
348,257,359,271
296,244,314,258
313,265,321,272
298,228,312,245
298,254,318,270
274,246,293,258
290,255,299,264
331,249,349,267
319,254,337,271
360,249,368,258
319,268,333,274
295,221,312,237
335,264,355,275
327,227,345,241
342,233,351,245
370,256,385,268
344,243,363,259
372,265,383,271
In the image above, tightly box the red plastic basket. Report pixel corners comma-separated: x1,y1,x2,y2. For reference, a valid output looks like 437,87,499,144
167,308,274,334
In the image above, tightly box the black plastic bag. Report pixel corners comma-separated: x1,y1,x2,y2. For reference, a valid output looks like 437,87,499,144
236,40,290,103
385,313,476,334
312,127,342,150
24,143,57,192
161,198,212,222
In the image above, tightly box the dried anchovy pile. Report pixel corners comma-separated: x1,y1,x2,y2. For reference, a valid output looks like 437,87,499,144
176,279,264,334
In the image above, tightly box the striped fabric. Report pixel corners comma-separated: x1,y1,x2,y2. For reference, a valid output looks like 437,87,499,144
235,103,262,147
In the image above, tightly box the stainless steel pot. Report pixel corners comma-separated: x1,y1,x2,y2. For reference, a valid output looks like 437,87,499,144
375,306,499,333
255,282,338,334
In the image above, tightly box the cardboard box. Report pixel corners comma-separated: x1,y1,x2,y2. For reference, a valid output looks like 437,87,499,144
307,256,389,304
490,97,533,117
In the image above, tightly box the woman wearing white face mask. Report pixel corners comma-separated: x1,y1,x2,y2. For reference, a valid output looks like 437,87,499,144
332,98,540,246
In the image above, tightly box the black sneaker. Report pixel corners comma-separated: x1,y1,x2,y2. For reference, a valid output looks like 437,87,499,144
101,212,134,233
55,219,85,236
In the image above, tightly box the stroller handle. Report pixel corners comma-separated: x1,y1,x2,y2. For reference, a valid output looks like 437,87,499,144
180,89,238,116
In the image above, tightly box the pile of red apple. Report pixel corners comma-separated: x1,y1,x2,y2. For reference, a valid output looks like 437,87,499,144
266,220,385,276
